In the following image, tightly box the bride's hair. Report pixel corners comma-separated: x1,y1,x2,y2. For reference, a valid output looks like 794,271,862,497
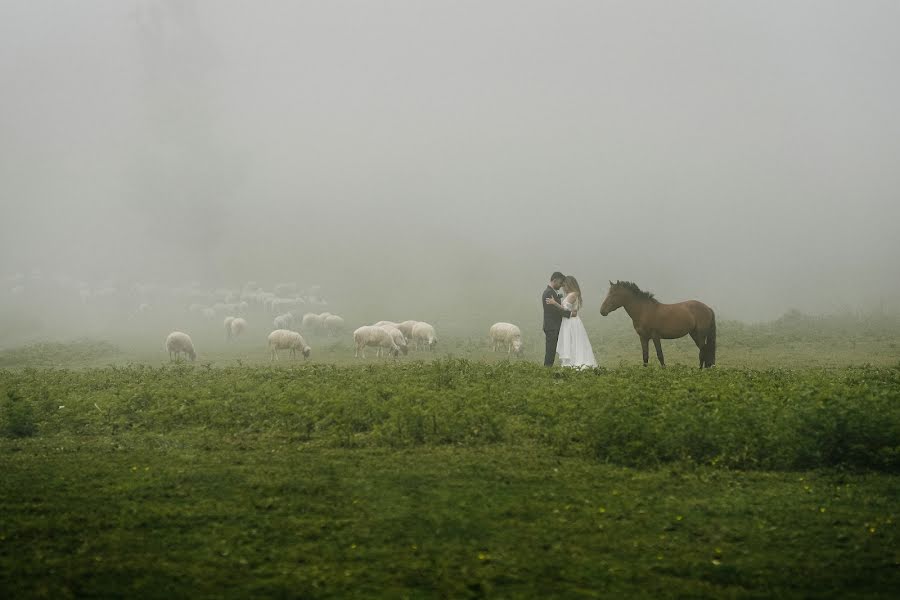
562,276,583,311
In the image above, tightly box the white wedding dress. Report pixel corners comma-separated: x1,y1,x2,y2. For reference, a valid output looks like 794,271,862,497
557,298,598,368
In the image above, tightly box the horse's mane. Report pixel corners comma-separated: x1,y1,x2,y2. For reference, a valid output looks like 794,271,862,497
613,281,658,303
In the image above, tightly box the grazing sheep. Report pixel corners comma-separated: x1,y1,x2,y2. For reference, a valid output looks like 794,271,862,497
274,282,298,296
396,320,419,340
224,316,235,339
323,314,345,336
165,331,196,361
267,329,311,360
273,312,294,331
230,317,248,339
373,320,398,328
411,322,438,351
301,312,324,333
490,322,524,357
353,325,400,358
271,297,303,314
256,291,276,309
378,324,409,355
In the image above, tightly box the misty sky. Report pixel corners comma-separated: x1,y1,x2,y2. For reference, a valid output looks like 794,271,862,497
2,1,899,320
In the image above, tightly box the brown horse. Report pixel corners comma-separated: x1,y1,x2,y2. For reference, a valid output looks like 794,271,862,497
600,281,716,368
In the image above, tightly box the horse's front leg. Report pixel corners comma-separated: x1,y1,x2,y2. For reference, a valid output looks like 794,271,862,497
640,336,650,366
652,336,665,368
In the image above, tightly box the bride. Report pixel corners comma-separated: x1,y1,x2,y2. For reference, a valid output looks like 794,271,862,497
546,275,597,368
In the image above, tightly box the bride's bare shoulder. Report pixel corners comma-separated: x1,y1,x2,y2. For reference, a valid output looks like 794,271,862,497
565,292,578,303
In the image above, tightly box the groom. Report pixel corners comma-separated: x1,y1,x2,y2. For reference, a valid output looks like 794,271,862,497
542,271,575,367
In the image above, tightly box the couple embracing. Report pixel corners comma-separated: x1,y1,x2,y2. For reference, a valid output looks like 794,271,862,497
542,271,597,368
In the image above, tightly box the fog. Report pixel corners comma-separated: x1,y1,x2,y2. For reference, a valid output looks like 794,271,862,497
2,0,900,343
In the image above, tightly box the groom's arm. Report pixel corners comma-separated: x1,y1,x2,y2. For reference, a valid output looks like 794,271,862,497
544,289,572,318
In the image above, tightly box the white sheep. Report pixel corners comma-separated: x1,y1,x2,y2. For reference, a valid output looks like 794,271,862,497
353,325,400,358
271,297,303,314
165,331,196,361
267,329,311,360
396,320,419,340
323,314,345,336
411,322,438,351
373,320,398,328
200,307,216,320
301,312,324,333
224,316,235,339
273,312,294,331
490,322,524,357
378,324,409,356
230,317,248,339
274,282,298,296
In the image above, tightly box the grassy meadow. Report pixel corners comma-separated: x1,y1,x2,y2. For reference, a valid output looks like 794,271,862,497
1,312,899,598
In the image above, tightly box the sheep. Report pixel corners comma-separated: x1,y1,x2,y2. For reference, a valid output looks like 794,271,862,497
353,325,400,358
213,302,240,315
396,320,419,340
323,314,345,336
271,297,303,314
301,312,324,333
274,282,298,296
378,324,409,355
267,329,311,360
200,307,216,320
256,291,276,309
230,317,248,339
273,312,294,331
165,331,196,361
490,322,524,357
373,320,398,328
224,316,235,339
411,322,438,351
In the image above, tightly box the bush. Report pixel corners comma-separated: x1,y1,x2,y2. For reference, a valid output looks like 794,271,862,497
1,389,37,438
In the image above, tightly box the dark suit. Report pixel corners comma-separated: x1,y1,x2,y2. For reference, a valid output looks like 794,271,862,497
542,285,572,366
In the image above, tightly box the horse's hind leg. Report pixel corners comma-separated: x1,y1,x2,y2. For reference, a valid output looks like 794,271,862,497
689,331,705,368
652,336,665,368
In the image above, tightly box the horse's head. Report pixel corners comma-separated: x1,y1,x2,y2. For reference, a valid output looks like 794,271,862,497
600,281,626,316
601,280,656,315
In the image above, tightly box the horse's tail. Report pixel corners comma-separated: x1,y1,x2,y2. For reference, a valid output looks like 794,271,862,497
704,311,716,367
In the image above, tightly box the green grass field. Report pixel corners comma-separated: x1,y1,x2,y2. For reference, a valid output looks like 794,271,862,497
1,315,899,597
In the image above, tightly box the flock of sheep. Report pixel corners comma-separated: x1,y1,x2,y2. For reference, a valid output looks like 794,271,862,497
165,318,526,363
164,313,443,363
4,272,529,363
